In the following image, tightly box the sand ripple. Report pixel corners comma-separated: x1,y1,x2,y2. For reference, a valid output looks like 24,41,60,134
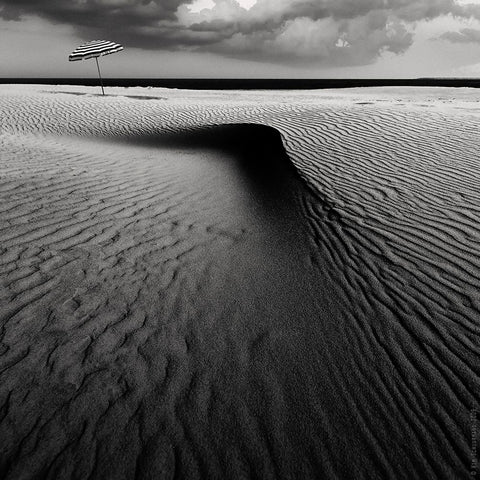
0,85,479,479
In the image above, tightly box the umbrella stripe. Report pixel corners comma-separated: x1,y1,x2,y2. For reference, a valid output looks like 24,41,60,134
74,41,115,50
75,41,118,51
69,48,123,61
74,45,113,53
72,44,121,53
69,40,123,61
70,45,122,56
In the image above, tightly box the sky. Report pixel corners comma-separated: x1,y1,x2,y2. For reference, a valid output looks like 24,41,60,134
2,0,480,77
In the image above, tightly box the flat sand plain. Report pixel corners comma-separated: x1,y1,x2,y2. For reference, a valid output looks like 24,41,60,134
0,85,479,479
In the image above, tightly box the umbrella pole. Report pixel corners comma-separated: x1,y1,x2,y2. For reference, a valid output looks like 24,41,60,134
95,57,105,96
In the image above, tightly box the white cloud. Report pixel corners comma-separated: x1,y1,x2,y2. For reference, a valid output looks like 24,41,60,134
189,0,256,13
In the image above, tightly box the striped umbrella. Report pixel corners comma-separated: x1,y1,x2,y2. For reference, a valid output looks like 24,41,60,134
69,40,124,95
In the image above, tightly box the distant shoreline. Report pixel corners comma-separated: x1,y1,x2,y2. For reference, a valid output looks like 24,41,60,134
1,78,480,90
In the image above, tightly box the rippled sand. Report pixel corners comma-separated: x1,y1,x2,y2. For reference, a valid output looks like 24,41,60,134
0,85,479,479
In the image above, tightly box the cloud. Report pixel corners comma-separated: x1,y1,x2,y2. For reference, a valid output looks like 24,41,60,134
439,27,480,42
0,1,191,46
0,0,479,66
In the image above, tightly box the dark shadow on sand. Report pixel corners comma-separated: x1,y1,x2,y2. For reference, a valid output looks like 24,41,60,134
149,124,304,196
119,123,342,226
119,123,333,214
45,91,167,100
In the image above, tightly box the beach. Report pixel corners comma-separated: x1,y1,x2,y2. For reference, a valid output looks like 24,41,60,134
0,84,479,479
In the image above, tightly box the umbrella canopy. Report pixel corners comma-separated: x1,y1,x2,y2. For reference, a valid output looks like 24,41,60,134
69,40,123,62
69,40,124,95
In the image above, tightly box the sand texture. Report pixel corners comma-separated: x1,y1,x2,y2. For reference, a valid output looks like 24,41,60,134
0,85,479,479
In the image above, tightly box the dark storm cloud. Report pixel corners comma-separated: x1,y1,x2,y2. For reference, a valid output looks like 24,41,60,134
0,0,478,65
0,0,194,48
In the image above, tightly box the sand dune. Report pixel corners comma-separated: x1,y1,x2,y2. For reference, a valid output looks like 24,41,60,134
0,85,479,479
